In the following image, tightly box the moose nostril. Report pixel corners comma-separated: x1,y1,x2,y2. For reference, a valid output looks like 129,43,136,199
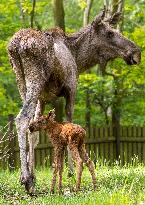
126,50,141,65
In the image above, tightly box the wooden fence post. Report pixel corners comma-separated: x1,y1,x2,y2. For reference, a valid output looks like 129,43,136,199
8,114,15,171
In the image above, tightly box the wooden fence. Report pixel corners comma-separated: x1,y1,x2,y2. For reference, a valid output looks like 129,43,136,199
0,120,145,169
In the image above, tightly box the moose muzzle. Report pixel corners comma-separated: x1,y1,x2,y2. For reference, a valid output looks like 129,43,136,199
125,49,141,65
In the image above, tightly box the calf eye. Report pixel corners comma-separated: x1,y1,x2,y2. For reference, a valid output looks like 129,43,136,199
107,31,114,38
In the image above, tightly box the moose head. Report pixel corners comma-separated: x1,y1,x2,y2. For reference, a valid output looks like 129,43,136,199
93,9,141,66
74,8,141,71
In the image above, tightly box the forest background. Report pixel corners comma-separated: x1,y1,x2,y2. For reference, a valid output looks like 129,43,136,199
0,0,145,130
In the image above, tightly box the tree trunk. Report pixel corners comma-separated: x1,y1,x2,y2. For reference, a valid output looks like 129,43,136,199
53,0,65,31
83,0,93,27
30,0,36,28
112,81,121,159
111,0,124,159
84,0,93,136
85,90,91,136
52,0,65,122
19,0,36,28
52,98,64,122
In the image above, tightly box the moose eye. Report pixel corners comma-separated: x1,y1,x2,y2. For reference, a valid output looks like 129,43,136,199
107,31,114,38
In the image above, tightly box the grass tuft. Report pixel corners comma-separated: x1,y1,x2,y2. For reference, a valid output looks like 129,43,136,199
0,161,145,205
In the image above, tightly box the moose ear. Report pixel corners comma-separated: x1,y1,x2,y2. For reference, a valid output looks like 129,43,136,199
92,8,106,28
108,12,122,25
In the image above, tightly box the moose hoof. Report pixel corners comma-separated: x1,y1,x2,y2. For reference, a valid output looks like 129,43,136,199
20,174,36,195
50,189,55,195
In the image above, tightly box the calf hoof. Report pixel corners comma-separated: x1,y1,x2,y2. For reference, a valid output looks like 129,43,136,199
93,181,97,191
20,174,36,195
93,184,97,191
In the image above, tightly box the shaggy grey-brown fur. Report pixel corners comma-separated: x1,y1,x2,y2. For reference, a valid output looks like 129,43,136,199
8,10,141,193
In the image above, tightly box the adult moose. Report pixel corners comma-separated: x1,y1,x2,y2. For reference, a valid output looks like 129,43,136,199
8,9,141,194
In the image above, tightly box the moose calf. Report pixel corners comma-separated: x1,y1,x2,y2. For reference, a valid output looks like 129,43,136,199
29,109,96,193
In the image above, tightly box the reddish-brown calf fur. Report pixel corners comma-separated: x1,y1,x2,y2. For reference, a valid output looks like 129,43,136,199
29,109,96,193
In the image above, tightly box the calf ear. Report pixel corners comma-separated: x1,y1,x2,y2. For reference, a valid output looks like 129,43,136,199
109,12,122,25
92,8,106,28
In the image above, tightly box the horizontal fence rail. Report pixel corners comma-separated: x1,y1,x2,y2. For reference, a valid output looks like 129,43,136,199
0,124,145,170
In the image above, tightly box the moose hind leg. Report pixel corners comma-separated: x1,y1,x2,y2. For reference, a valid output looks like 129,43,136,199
79,145,97,190
16,87,41,194
28,100,44,180
65,90,76,177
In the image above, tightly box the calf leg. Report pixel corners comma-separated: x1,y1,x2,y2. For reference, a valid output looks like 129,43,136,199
79,145,97,190
69,144,83,191
50,147,63,194
58,149,64,194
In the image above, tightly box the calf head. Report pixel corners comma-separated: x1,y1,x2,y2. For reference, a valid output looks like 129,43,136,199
29,109,56,133
90,9,141,68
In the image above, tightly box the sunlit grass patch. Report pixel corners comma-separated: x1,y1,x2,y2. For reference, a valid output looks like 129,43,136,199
0,161,145,205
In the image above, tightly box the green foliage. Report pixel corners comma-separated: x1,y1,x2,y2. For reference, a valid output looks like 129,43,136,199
112,26,145,125
77,0,87,10
21,0,53,29
124,0,145,32
0,0,145,127
74,73,114,125
0,1,22,126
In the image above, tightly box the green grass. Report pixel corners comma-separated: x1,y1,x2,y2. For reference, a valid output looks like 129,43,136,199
1,161,145,205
